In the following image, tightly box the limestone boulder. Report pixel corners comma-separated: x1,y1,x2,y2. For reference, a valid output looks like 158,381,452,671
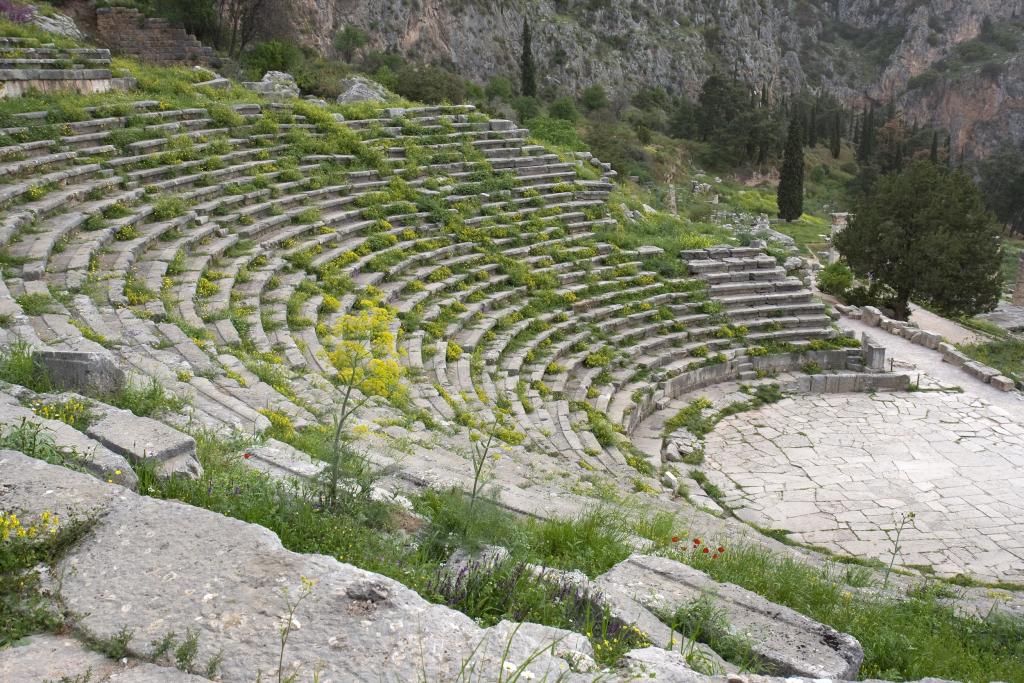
444,546,732,673
336,75,390,104
244,71,300,99
595,554,864,680
32,11,85,40
0,452,594,683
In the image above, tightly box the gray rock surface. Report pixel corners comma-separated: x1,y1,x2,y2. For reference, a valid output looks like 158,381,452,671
621,647,707,682
0,392,138,489
32,347,126,396
106,664,213,682
595,554,864,679
85,408,201,479
32,11,85,40
0,633,120,682
0,451,595,683
243,70,300,99
336,75,390,103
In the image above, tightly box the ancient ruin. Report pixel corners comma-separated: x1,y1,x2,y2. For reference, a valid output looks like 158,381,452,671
0,5,1022,683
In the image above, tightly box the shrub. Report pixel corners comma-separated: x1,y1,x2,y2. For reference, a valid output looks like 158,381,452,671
547,96,579,121
526,116,586,150
818,261,854,297
581,84,609,111
151,196,188,221
0,1,33,23
446,342,463,362
243,40,303,79
511,96,542,121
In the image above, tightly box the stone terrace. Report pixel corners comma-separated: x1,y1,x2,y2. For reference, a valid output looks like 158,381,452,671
0,97,844,502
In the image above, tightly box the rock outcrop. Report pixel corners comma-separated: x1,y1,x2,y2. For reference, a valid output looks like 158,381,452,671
336,75,390,103
255,0,1024,160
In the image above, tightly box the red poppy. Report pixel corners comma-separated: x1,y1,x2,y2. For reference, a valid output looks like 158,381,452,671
671,536,681,543
712,554,719,559
243,453,252,459
717,546,725,553
693,538,701,546
702,547,710,554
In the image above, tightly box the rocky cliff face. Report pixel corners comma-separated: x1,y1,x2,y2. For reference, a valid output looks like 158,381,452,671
260,0,1024,158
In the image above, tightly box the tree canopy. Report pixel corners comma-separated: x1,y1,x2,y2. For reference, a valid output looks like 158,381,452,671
834,161,1002,320
978,148,1024,236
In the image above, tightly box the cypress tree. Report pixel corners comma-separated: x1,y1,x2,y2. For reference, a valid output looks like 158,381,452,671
830,111,842,159
777,115,805,222
808,103,819,148
930,131,940,164
520,19,536,97
857,106,875,165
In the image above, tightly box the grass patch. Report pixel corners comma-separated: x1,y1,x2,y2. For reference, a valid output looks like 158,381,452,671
957,339,1024,384
14,292,55,316
666,540,1024,682
0,342,51,392
106,377,186,418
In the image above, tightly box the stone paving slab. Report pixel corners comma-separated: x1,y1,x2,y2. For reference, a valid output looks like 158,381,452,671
703,391,1024,583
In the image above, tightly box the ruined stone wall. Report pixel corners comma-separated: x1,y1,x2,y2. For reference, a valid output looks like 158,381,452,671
1014,252,1024,307
94,7,218,66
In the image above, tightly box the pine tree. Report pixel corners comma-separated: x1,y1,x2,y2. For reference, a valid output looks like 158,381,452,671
930,131,940,164
520,19,536,97
830,111,842,159
777,115,805,222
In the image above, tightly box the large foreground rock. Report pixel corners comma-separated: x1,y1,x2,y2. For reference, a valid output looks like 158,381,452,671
0,451,595,682
596,555,864,679
0,634,207,682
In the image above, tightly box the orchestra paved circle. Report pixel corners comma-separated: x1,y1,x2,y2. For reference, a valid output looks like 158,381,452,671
702,391,1024,583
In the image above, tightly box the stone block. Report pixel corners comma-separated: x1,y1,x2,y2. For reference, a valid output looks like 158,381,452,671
862,306,883,327
918,331,942,349
32,347,125,396
595,555,864,679
0,395,137,489
962,361,1000,383
990,375,1016,392
86,408,201,479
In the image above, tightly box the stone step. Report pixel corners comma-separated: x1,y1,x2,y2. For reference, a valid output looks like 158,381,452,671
595,554,864,679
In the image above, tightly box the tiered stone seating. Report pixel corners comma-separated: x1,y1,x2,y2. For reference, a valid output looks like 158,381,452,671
0,94,845,486
0,37,119,97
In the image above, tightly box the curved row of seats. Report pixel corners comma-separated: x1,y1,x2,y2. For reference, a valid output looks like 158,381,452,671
0,97,837,481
